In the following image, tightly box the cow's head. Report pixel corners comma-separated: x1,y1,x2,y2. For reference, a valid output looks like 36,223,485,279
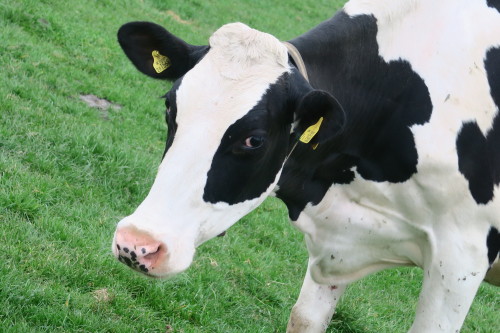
112,21,344,277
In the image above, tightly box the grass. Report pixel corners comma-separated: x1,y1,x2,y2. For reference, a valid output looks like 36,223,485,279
0,0,498,332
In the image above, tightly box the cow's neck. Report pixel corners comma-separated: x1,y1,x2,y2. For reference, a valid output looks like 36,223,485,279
276,10,433,221
288,11,384,152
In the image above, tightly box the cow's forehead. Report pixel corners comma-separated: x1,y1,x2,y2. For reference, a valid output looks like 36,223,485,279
174,23,291,135
208,22,290,79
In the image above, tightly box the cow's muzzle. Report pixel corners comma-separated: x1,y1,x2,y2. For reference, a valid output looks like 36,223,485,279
113,226,166,275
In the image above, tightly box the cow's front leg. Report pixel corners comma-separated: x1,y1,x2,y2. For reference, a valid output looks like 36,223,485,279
409,237,490,333
287,263,346,333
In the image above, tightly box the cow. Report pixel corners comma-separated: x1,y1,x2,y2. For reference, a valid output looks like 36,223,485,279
112,0,500,332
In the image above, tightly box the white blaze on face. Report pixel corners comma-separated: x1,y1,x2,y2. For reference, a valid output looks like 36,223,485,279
115,23,290,276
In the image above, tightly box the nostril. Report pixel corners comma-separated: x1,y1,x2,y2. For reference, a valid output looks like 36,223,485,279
114,226,166,273
144,245,161,260
141,243,164,269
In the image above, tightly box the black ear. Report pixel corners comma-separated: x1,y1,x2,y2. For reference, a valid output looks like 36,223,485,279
117,21,209,80
294,90,345,144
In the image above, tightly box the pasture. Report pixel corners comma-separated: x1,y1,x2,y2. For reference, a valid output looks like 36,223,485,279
1,0,498,332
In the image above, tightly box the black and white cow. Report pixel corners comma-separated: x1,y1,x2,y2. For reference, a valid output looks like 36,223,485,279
112,0,500,331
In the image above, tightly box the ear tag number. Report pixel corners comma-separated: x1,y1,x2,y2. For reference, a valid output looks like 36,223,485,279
152,50,171,73
299,117,323,144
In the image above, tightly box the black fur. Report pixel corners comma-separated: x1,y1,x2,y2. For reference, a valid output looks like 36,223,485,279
118,21,208,80
161,79,182,158
277,12,432,219
456,48,500,204
487,0,500,12
456,122,493,204
487,227,500,265
203,78,292,204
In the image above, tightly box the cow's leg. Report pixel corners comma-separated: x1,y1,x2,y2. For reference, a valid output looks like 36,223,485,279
287,264,346,333
409,235,490,333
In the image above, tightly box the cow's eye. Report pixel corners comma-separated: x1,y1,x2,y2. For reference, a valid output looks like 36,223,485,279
243,136,265,149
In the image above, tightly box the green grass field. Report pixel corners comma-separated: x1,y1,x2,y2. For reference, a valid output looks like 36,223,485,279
1,0,498,332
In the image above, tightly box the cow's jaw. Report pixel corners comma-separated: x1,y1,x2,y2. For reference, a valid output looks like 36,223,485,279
113,22,291,278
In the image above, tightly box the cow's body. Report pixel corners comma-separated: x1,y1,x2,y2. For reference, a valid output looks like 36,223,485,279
113,0,500,332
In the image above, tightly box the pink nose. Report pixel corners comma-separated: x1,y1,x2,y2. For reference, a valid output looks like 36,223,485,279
114,226,165,274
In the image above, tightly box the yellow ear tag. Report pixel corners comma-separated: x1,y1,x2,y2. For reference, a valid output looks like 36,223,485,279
152,50,171,73
299,117,324,144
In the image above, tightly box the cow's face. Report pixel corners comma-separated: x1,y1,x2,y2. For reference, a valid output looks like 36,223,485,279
112,22,344,277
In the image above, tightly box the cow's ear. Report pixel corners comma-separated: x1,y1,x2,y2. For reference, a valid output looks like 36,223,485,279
118,21,208,81
294,90,345,144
